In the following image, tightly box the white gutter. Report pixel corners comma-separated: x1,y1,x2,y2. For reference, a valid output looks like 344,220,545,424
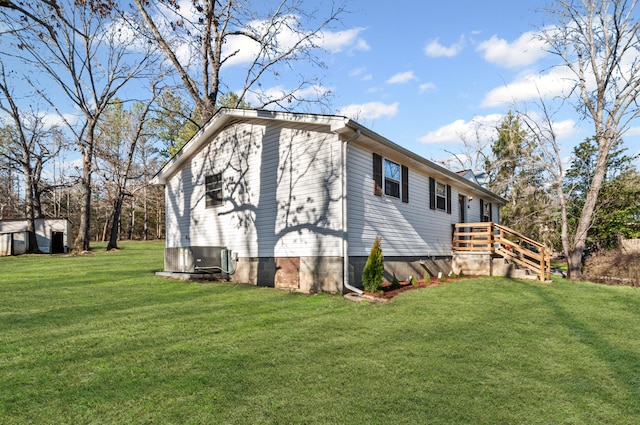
341,129,363,295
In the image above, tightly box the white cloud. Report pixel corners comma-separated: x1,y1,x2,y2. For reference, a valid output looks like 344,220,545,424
105,17,144,51
424,36,464,58
337,101,399,121
320,27,370,53
221,20,368,67
419,82,436,93
349,67,373,81
244,84,332,107
481,67,574,107
133,2,369,71
476,31,548,68
386,71,417,84
42,113,80,129
419,113,579,143
420,112,578,145
223,24,269,67
419,114,503,144
623,126,640,136
551,119,579,140
349,67,367,77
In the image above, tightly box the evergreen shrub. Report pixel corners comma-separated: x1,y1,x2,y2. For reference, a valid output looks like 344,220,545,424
362,236,384,293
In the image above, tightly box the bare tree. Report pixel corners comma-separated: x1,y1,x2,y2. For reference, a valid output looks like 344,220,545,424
0,63,62,252
443,118,493,172
130,0,345,123
0,0,61,38
540,0,640,279
519,101,568,252
0,166,22,219
0,0,158,252
94,91,157,250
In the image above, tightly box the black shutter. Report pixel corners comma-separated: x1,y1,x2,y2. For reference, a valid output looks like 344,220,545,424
401,165,409,203
480,199,484,222
373,153,382,196
429,177,435,210
446,184,452,214
489,202,493,222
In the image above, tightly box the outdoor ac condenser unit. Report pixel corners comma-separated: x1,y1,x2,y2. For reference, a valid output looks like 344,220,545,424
221,248,236,277
179,247,194,273
189,246,236,279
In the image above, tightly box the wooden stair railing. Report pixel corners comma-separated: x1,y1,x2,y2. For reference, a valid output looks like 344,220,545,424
453,222,551,281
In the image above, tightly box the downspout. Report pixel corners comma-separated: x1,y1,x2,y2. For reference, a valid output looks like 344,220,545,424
341,129,364,295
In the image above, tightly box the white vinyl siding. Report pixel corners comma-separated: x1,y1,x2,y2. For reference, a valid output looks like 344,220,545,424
165,121,343,257
347,144,463,257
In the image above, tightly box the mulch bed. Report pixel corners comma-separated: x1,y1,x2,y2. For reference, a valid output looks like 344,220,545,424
364,276,468,300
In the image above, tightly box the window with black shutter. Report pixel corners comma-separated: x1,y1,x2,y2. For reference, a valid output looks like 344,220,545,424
373,153,383,196
429,177,451,213
429,177,436,210
373,153,408,202
401,165,409,203
384,159,401,198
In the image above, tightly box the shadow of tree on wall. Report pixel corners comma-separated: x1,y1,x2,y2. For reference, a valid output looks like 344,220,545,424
191,118,344,290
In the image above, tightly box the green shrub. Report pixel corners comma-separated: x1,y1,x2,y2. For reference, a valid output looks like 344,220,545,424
362,236,384,293
390,273,401,289
411,275,418,286
423,272,430,283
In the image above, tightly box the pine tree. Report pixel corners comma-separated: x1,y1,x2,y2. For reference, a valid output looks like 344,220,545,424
362,236,384,293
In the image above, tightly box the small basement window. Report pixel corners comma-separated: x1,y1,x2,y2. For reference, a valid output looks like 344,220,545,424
205,173,223,208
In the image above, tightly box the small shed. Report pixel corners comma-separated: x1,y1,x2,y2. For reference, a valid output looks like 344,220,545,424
0,218,72,256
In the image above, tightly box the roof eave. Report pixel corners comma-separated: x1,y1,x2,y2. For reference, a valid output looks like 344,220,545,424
340,120,507,206
151,109,351,185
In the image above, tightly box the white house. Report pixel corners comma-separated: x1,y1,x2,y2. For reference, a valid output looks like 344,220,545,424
0,218,71,256
152,109,506,293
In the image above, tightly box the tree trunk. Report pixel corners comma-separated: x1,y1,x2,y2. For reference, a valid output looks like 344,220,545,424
23,166,40,254
156,203,162,239
73,144,93,252
127,196,135,240
565,138,612,280
107,194,123,250
566,246,584,280
143,185,148,241
101,208,110,242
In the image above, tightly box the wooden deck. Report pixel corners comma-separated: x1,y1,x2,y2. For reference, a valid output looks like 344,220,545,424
453,222,551,281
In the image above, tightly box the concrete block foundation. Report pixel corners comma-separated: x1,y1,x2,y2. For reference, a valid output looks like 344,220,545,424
452,252,492,276
162,253,462,294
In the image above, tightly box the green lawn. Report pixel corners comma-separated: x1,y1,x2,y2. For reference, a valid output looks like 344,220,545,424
1,241,639,424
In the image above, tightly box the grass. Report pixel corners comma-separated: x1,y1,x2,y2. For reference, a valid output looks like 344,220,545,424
1,241,640,424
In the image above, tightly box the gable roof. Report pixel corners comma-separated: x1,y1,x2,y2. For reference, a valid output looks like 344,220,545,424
151,108,506,205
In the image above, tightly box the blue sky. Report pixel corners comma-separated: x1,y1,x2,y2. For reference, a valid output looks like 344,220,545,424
2,0,638,171
308,0,639,167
